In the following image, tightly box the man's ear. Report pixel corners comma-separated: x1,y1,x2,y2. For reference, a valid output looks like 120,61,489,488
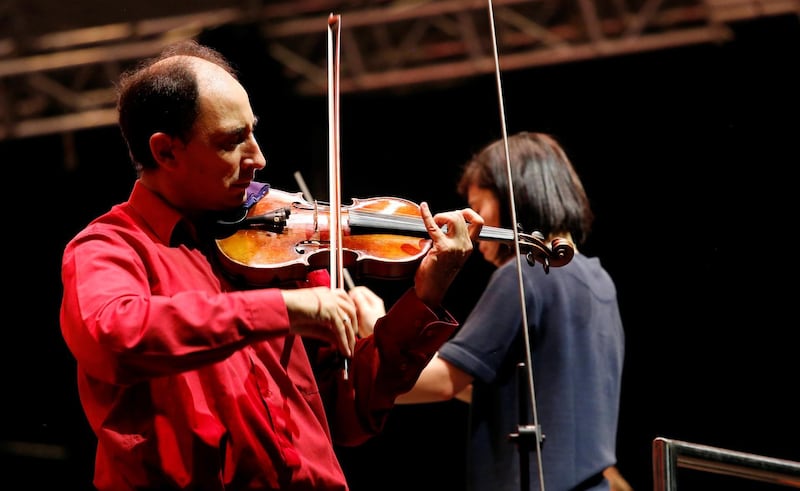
149,132,177,168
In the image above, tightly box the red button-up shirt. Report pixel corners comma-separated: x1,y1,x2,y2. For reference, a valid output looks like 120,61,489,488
60,181,458,490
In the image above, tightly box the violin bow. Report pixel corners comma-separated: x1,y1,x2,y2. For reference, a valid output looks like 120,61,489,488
327,13,343,293
327,13,349,379
485,1,546,488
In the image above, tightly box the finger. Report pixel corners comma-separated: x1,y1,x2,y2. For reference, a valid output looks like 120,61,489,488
341,315,355,357
348,286,366,304
350,287,374,311
462,208,484,239
419,201,444,240
434,212,467,241
328,290,356,357
339,298,358,356
331,312,353,358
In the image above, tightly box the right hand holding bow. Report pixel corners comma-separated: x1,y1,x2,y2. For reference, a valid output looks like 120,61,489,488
282,286,358,358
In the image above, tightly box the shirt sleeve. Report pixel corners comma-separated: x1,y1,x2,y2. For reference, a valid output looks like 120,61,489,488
60,226,291,385
437,263,526,383
310,288,458,447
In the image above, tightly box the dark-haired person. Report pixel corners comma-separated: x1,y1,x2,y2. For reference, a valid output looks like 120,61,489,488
392,132,627,491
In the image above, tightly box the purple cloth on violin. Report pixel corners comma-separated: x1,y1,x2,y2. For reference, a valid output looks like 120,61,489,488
245,181,270,210
208,182,271,239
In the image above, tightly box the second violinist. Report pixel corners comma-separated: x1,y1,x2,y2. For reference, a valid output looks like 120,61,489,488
59,39,483,491
391,132,628,491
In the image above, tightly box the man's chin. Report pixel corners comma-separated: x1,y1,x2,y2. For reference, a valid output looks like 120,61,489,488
230,189,249,206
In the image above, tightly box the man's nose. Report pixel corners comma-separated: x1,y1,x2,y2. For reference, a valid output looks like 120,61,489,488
244,136,267,170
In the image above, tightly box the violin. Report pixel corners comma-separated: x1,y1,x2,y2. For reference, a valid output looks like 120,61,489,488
214,187,574,287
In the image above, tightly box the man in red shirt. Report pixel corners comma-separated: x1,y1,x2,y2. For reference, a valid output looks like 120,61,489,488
59,40,482,491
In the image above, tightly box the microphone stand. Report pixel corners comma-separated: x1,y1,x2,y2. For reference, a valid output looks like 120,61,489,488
508,362,546,491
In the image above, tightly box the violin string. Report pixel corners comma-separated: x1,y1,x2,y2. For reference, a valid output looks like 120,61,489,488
349,209,518,242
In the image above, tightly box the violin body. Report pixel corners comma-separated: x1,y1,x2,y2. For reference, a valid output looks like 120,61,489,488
215,188,432,286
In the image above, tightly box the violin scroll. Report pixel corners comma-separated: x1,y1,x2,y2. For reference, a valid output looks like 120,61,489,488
518,232,575,274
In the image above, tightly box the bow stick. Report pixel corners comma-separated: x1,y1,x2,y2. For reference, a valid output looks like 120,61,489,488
295,170,356,293
485,1,546,489
327,13,349,379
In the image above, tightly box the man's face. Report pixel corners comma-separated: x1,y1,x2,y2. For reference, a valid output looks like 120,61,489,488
171,60,266,212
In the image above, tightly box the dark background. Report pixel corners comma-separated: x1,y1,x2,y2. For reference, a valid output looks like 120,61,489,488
2,13,799,491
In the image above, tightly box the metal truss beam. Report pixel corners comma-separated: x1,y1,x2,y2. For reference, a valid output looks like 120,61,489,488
0,0,796,141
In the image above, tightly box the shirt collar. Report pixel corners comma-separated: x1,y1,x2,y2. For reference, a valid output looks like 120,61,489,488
127,180,272,246
128,180,185,246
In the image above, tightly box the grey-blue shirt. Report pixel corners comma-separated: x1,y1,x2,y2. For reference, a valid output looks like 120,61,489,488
438,253,625,491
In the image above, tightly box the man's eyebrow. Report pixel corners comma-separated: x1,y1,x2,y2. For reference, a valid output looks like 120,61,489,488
237,116,259,136
219,117,257,140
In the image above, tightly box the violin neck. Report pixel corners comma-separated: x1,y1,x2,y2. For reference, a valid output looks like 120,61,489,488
348,209,513,242
475,225,515,242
